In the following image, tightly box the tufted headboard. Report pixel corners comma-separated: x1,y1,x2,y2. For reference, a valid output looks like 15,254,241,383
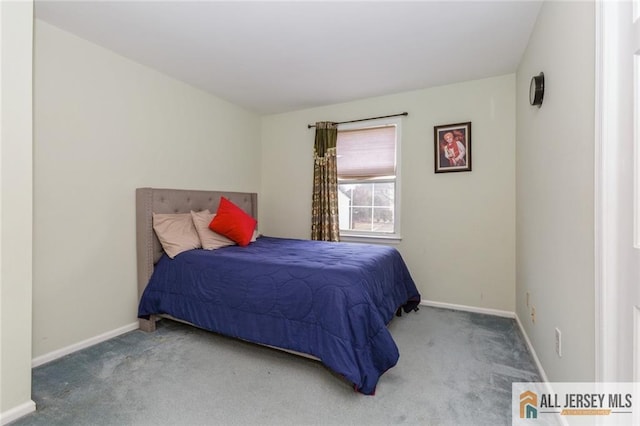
135,187,258,304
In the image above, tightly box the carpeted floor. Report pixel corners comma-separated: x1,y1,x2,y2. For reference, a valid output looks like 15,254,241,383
12,306,540,426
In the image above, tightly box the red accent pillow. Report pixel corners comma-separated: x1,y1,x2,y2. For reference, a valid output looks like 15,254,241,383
209,197,257,247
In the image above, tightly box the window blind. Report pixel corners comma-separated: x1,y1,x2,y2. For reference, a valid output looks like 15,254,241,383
336,125,396,178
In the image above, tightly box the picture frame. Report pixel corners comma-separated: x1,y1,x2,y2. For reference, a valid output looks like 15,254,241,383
434,122,472,173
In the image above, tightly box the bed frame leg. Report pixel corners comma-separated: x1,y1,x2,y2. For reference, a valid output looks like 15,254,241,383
139,316,157,332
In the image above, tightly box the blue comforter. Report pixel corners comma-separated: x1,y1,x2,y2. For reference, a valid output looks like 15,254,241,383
138,236,420,394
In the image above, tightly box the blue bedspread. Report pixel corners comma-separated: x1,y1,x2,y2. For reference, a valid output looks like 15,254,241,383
138,236,420,394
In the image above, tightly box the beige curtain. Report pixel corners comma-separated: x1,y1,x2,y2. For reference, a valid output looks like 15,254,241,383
311,122,340,241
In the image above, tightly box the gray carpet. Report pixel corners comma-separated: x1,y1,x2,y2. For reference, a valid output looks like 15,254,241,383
12,307,540,426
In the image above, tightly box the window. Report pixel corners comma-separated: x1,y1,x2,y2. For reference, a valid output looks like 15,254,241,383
336,117,401,241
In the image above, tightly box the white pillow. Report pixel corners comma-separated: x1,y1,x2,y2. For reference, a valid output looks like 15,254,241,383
190,210,236,250
152,213,201,259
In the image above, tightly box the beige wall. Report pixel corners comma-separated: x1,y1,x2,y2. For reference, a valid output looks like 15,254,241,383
0,0,35,420
32,20,262,358
516,0,595,381
261,74,516,312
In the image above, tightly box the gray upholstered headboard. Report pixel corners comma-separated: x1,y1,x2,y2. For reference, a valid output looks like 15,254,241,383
135,187,258,302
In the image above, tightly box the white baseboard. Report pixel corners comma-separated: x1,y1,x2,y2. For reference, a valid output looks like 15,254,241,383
514,313,549,382
419,299,548,382
419,299,515,318
0,400,35,426
32,321,139,368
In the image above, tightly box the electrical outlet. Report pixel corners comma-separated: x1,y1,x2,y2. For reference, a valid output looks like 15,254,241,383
526,291,530,307
555,328,562,357
531,306,536,323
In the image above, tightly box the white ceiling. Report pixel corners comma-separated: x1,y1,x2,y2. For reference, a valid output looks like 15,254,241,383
35,1,543,115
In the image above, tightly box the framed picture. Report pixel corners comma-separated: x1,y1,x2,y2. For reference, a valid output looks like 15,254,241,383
434,122,472,173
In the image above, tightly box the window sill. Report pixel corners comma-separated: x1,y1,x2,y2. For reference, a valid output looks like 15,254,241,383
339,234,402,245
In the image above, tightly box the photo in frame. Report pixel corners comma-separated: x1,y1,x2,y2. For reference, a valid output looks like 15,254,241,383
434,122,472,173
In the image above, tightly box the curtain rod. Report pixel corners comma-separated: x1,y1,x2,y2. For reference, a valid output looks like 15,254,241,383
307,112,408,129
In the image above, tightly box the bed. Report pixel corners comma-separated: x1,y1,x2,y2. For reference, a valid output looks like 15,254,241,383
136,187,421,395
